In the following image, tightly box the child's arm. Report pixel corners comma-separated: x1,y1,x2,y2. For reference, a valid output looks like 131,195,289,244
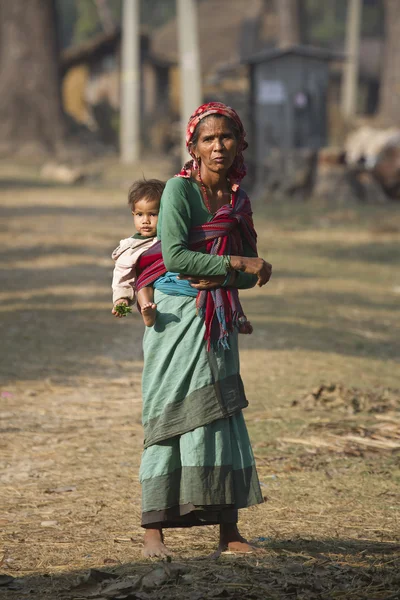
111,249,137,318
111,237,156,318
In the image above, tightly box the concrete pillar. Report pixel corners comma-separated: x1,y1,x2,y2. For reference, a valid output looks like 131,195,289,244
177,0,202,164
120,0,140,163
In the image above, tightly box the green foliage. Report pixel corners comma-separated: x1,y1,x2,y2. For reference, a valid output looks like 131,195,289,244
114,303,132,316
56,0,78,48
303,0,384,47
140,0,175,31
57,0,175,49
73,0,102,43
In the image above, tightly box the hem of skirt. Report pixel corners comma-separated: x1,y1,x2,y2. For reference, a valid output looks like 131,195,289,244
141,463,263,514
141,503,238,529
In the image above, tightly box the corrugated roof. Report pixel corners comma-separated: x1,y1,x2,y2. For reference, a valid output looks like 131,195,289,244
243,44,343,64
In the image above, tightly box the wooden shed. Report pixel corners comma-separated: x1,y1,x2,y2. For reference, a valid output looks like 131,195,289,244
243,45,340,184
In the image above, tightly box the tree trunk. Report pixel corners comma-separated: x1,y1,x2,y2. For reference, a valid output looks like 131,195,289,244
0,0,66,156
379,0,400,126
275,0,301,48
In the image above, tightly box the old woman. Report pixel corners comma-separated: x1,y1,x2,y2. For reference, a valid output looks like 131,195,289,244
136,102,272,557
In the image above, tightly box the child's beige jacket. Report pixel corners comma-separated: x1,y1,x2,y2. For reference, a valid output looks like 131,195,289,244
111,236,157,305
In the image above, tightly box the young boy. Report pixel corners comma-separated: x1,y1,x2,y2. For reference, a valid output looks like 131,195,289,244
111,179,165,327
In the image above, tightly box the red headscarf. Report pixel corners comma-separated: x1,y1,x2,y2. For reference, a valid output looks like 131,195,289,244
177,102,248,190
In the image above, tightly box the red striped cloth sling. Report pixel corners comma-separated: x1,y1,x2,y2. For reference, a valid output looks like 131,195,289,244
136,188,257,350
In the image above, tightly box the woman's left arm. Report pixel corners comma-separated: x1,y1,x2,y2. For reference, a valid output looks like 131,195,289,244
233,239,258,289
183,241,260,291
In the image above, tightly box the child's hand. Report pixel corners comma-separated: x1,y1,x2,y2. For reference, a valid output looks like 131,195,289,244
112,300,132,318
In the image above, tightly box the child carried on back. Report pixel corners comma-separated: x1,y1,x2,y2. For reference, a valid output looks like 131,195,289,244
111,179,164,327
111,177,253,334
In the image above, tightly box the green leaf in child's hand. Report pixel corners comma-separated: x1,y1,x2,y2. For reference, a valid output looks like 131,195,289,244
114,303,132,316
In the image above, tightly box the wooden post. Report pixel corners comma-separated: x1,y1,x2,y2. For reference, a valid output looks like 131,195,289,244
341,0,362,120
275,0,301,48
177,0,202,164
120,0,140,163
379,0,400,125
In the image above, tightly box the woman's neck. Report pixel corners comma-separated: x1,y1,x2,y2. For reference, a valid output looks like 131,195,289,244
197,165,229,193
194,165,232,213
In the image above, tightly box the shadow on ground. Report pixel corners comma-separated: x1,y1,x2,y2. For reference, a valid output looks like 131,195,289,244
1,538,399,600
1,193,399,384
1,253,399,385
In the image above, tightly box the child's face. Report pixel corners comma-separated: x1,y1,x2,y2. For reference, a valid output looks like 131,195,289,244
132,197,159,237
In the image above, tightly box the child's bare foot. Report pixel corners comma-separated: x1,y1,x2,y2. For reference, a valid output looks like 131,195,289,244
238,320,253,334
142,529,172,558
141,302,157,327
218,523,263,554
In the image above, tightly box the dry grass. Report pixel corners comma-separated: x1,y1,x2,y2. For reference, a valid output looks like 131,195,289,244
0,174,399,599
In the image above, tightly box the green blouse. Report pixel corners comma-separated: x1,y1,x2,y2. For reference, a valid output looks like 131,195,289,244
157,177,258,290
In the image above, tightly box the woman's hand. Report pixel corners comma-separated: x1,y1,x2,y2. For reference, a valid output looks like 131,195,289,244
177,274,226,290
230,256,272,287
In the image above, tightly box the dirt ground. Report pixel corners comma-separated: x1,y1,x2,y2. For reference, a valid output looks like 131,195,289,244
0,166,399,599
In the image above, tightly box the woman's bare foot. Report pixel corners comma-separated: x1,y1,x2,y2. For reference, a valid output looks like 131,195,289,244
142,528,172,558
238,320,253,335
141,303,157,327
218,523,261,554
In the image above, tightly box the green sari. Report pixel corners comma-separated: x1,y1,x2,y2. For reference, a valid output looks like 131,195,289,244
139,177,263,528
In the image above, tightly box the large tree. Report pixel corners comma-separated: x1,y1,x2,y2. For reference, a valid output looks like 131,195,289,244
379,0,400,125
0,0,66,156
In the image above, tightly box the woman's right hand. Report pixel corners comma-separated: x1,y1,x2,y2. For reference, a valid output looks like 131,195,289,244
230,256,272,287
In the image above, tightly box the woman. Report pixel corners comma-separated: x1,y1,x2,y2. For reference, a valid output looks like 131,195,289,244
136,102,272,557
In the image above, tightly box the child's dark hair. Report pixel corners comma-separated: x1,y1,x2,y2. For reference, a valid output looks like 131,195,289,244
128,178,165,211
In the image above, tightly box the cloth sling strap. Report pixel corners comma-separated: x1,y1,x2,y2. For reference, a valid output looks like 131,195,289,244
136,188,257,349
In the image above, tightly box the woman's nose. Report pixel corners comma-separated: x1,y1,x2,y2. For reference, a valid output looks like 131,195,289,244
214,137,223,150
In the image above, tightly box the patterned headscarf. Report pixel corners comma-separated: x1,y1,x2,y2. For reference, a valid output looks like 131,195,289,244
177,102,248,190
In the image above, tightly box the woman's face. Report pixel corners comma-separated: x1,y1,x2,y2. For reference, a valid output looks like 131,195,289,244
191,116,238,177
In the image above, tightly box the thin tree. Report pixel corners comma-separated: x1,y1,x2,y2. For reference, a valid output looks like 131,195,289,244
0,0,66,156
275,0,303,47
94,0,115,34
341,0,362,120
379,0,400,126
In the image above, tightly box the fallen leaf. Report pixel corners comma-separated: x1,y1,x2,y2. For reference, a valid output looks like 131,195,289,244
101,578,139,598
140,566,167,590
139,563,189,591
70,569,118,597
212,589,231,598
103,558,119,565
284,562,304,574
45,486,76,494
0,575,15,587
